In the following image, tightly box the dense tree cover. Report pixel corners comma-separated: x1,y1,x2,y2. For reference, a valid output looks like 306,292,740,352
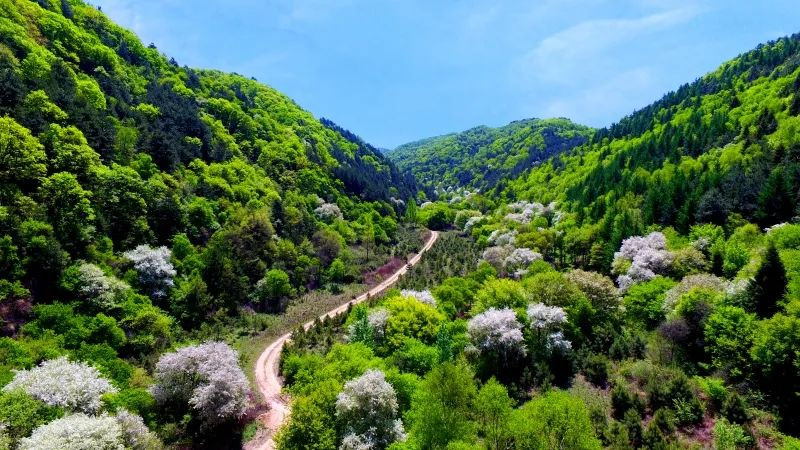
0,0,422,447
277,218,800,448
494,33,800,266
388,118,593,193
5,0,800,448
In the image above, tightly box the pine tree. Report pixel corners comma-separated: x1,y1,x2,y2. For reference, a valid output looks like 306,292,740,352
405,198,418,223
747,244,787,318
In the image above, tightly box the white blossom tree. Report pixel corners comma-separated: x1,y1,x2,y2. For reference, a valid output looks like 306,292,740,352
19,414,124,450
464,215,484,232
527,303,572,353
481,245,513,272
123,245,176,299
115,410,162,450
487,230,517,246
72,262,129,309
504,248,542,272
546,331,572,352
467,308,526,357
3,357,117,413
663,273,730,313
613,232,673,290
314,203,343,222
151,342,248,429
335,369,405,449
400,289,436,307
367,308,390,343
526,303,568,330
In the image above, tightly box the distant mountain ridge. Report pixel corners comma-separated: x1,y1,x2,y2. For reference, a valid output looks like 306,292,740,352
388,117,593,194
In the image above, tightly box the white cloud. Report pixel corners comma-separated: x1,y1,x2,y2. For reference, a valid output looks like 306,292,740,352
539,66,657,126
518,6,702,84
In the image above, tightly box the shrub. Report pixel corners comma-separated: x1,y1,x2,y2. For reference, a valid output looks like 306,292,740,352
583,354,609,387
510,390,602,450
0,389,62,444
611,382,643,420
712,419,752,450
721,392,749,424
392,338,438,375
673,395,704,427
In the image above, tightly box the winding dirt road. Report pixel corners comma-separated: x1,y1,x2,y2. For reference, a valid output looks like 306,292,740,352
248,230,439,450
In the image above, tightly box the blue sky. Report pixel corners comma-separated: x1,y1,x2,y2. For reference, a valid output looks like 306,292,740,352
94,0,800,148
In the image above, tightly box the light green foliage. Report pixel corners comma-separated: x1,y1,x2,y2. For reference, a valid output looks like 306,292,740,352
713,419,752,450
622,277,675,328
384,295,444,350
474,378,513,450
408,362,477,449
705,306,756,378
0,390,63,444
389,118,593,193
472,278,526,313
0,117,46,197
252,268,294,311
276,396,336,450
392,338,438,375
524,271,586,308
510,390,602,450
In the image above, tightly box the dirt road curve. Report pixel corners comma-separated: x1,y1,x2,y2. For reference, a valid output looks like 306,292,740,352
247,230,439,450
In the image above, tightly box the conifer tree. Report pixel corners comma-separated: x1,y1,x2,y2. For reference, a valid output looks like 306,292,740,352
747,244,787,318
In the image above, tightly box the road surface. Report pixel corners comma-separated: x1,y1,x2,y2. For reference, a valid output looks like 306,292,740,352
247,230,439,450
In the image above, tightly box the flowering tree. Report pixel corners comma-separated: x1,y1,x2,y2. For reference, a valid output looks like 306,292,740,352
504,201,559,225
504,248,542,273
151,342,248,429
19,414,124,450
613,232,673,291
66,262,129,310
565,270,620,311
115,410,162,450
526,303,568,330
368,308,390,343
663,274,730,313
123,245,176,299
464,215,484,232
467,308,526,357
335,369,406,449
487,230,517,246
400,289,436,307
3,357,117,413
481,245,513,272
527,303,572,352
314,203,343,222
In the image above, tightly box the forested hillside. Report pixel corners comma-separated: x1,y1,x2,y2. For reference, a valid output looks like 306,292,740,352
0,0,421,447
500,33,800,262
4,0,800,448
388,118,592,193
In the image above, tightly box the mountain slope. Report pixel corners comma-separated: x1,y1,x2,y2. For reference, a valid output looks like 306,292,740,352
501,33,800,239
388,117,593,193
0,1,421,446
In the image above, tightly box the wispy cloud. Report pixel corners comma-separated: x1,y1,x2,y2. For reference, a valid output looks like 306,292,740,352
519,6,703,84
539,66,657,125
